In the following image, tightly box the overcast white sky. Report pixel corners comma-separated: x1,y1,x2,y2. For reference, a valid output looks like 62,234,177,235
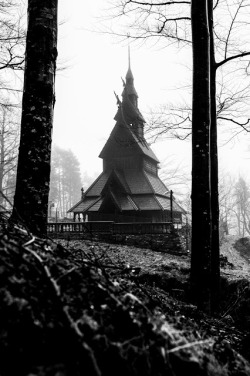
52,0,250,188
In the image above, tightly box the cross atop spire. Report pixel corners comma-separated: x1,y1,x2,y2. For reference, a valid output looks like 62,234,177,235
128,45,131,70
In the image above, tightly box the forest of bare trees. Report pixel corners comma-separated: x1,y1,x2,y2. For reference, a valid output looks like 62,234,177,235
0,1,24,209
49,146,82,219
219,174,250,237
0,106,19,209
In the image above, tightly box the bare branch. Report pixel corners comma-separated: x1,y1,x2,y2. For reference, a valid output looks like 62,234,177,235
213,0,220,10
223,0,244,60
217,51,250,68
124,0,190,6
218,116,250,131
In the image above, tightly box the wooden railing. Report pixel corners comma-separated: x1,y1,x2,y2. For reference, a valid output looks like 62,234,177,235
113,222,172,234
47,221,114,234
47,221,173,236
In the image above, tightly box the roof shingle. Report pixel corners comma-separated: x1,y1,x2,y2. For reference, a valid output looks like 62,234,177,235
145,171,169,195
156,195,185,213
123,170,153,194
132,195,162,211
68,197,100,213
86,172,110,197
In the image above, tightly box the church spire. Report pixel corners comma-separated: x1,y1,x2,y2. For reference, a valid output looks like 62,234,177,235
128,45,131,70
114,48,145,140
124,46,138,102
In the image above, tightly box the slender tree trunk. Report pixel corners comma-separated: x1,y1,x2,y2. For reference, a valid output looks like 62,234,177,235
62,186,65,218
208,0,220,312
0,118,5,207
58,170,62,218
190,0,211,312
237,210,241,236
12,0,58,235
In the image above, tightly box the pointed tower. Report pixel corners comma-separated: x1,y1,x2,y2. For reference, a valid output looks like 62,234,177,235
117,49,145,140
68,54,185,223
124,47,138,107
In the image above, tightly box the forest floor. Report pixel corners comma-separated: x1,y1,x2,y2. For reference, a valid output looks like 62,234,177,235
1,225,250,376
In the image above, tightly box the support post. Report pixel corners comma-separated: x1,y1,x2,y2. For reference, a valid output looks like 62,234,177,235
170,190,173,224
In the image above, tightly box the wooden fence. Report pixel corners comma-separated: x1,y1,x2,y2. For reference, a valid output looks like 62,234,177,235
47,221,173,236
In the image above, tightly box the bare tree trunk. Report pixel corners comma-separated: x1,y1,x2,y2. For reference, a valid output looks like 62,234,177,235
58,170,62,219
12,0,58,235
190,0,211,312
208,0,220,313
237,210,241,236
0,115,5,207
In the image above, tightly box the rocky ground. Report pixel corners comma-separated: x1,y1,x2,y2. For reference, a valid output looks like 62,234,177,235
1,225,250,376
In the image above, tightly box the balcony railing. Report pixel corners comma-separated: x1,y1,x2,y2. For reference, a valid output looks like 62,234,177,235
47,221,173,236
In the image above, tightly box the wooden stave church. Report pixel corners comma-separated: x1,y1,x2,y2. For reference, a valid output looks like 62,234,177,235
68,60,185,223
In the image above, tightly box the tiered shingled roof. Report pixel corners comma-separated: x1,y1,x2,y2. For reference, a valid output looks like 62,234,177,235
69,168,184,215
